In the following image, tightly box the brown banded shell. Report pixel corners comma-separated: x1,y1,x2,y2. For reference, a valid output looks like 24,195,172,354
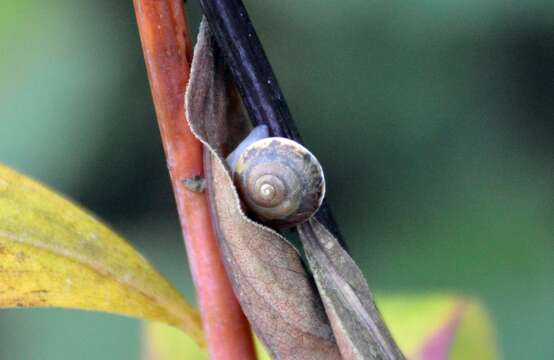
234,137,325,228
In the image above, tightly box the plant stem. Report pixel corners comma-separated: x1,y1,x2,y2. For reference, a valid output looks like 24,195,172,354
198,0,346,247
133,1,257,359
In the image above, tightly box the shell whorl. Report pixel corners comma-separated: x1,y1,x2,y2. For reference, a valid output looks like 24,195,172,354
234,137,325,228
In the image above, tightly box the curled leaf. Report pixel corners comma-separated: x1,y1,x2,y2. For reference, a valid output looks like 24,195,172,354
185,18,340,359
299,218,405,360
0,164,203,346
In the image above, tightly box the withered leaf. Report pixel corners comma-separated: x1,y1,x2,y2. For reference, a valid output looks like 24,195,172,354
185,18,341,360
298,218,405,360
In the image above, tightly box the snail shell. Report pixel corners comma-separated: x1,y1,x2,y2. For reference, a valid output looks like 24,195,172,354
233,136,325,228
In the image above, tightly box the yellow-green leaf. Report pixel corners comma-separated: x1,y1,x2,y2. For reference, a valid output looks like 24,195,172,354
142,322,268,360
143,294,498,360
379,294,460,356
449,299,499,360
0,163,203,346
379,294,499,359
143,322,206,360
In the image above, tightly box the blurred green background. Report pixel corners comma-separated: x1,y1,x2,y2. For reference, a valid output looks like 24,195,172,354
1,1,552,359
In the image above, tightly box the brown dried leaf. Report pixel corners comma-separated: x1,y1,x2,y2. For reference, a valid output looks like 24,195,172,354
298,218,405,360
185,18,341,360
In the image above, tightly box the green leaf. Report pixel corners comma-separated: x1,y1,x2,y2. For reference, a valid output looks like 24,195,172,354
0,163,203,347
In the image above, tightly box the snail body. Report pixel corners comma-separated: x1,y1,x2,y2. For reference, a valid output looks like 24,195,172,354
227,126,325,228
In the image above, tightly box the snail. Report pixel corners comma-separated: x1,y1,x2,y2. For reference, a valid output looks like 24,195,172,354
226,125,325,228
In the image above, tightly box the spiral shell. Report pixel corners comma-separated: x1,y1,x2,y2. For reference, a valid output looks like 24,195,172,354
234,137,325,228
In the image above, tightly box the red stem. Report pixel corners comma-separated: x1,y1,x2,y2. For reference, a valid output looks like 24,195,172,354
133,1,256,359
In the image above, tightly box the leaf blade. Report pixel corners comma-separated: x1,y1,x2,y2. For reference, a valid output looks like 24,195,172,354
184,19,341,360
0,163,203,346
143,322,207,360
379,294,499,360
299,218,405,360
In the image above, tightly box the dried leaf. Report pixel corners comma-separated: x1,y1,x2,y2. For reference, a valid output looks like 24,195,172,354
185,18,340,360
299,218,405,360
0,163,203,346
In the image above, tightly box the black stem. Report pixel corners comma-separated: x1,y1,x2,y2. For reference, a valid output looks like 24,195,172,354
199,0,346,247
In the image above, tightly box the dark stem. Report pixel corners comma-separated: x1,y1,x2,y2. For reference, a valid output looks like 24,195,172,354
199,0,298,139
199,0,346,247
